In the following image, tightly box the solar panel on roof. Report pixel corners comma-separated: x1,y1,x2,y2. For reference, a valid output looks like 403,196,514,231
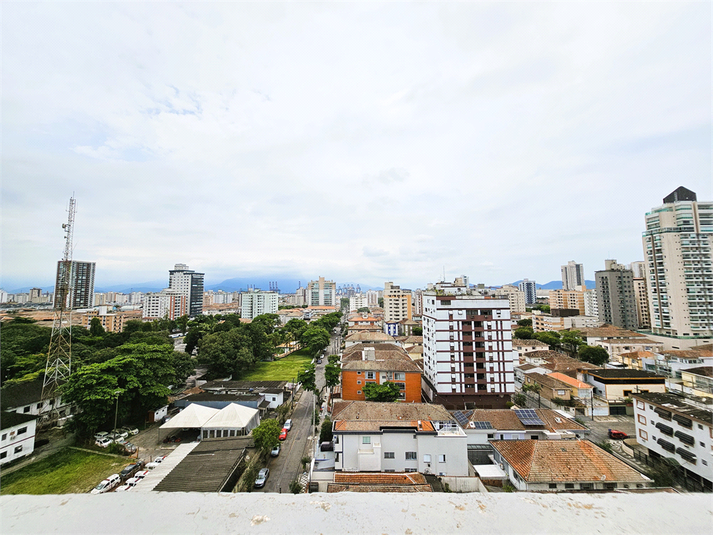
472,421,493,429
452,411,470,428
514,409,545,426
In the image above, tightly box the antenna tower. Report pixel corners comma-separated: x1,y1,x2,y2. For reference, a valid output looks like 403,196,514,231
42,197,76,408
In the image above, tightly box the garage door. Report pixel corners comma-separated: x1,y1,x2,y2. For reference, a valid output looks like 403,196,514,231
610,405,627,416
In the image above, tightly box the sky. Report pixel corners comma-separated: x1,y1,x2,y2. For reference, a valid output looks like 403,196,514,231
2,2,711,292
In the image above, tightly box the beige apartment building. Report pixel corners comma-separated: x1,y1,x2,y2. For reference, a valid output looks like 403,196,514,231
495,285,526,314
633,277,651,330
383,282,412,336
548,288,586,315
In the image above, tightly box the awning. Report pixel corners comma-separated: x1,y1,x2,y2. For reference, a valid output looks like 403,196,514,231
674,430,694,446
657,438,675,453
676,447,697,464
655,422,673,436
160,404,219,429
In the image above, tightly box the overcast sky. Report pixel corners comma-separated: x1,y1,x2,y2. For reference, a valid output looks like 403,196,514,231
2,2,711,291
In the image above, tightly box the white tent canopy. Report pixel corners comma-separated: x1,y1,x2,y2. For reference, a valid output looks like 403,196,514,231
203,403,259,429
160,404,218,429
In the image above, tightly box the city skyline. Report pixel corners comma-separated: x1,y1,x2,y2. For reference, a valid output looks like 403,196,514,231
3,3,710,290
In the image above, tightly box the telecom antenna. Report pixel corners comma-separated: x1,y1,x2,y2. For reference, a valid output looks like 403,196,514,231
42,197,76,411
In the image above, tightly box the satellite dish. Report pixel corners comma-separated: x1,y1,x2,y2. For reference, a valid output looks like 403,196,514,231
600,475,607,481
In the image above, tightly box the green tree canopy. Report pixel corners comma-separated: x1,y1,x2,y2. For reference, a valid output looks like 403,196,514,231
300,326,330,356
297,363,317,394
89,317,105,336
412,326,423,336
513,327,535,339
560,330,584,354
320,418,333,443
198,328,259,380
579,345,609,366
356,307,370,314
363,381,401,402
324,362,341,391
252,418,282,453
516,319,532,327
534,331,561,349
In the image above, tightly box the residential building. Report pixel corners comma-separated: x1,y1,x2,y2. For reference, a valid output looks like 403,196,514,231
412,289,424,316
1,379,74,425
383,282,412,336
341,344,422,402
349,293,369,311
512,339,550,359
306,277,336,307
421,290,515,409
143,289,187,321
643,187,713,339
344,332,397,348
633,392,712,491
332,401,468,476
1,413,38,465
580,369,666,415
522,373,574,404
583,289,599,318
549,288,586,315
491,439,651,492
366,289,380,307
532,313,601,332
240,290,278,320
84,308,142,333
629,261,647,278
595,259,638,330
678,366,713,398
168,264,204,317
54,260,96,309
593,336,663,363
633,277,651,330
494,285,526,314
518,279,537,305
459,409,588,447
561,261,585,290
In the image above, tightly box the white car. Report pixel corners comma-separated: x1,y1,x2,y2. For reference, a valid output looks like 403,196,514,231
94,431,109,441
134,470,149,479
95,437,113,448
283,419,292,431
91,474,121,494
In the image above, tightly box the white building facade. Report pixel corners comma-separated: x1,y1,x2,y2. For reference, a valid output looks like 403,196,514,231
240,290,278,320
422,290,515,409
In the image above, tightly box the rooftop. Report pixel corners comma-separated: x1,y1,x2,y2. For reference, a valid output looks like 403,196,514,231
465,409,587,432
345,332,396,342
584,369,665,380
577,325,647,338
632,392,712,425
1,411,38,430
513,339,549,347
1,379,61,410
548,372,593,390
332,401,455,433
681,366,713,377
491,439,650,484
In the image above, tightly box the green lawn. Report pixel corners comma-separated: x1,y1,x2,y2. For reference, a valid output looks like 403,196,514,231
241,349,313,381
0,448,127,495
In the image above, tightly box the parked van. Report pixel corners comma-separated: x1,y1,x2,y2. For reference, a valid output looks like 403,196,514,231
91,474,121,494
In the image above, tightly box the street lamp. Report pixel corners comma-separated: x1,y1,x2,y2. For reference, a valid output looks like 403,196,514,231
113,389,121,432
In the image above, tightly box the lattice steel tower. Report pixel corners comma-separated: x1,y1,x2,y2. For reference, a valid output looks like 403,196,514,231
42,197,76,406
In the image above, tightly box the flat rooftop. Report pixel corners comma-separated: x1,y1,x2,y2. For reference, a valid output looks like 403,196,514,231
1,492,710,534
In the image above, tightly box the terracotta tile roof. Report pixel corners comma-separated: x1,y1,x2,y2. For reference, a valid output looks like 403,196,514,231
403,336,423,344
662,349,713,359
619,350,658,360
548,372,593,390
342,359,421,372
599,338,658,345
345,332,396,342
467,409,586,432
334,419,434,432
343,344,408,357
577,325,646,338
332,401,452,433
539,354,597,375
526,372,573,391
513,339,549,347
491,440,650,483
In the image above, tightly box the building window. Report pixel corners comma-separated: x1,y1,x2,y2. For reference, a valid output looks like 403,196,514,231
357,371,361,375
405,468,418,473
638,415,647,425
549,484,557,489
17,427,27,435
362,436,371,444
639,430,648,440
36,403,43,410
14,445,23,454
384,452,395,459
703,460,708,466
357,380,361,385
357,390,362,395
636,400,645,410
579,483,594,490
438,455,446,463
565,483,575,489
423,454,431,463
366,372,375,379
23,407,30,413
395,372,405,381
1,434,6,441
405,452,417,460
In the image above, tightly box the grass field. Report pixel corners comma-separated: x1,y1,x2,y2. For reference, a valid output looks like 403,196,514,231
241,349,313,381
0,448,127,495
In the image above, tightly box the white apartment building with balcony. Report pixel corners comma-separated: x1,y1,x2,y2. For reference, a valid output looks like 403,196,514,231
643,187,713,342
421,288,515,409
240,290,278,320
307,277,336,307
143,289,187,320
633,392,712,492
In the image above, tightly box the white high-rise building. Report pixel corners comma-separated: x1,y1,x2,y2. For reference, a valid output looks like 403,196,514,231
143,289,187,320
643,188,713,338
518,279,537,305
583,289,599,318
307,277,336,307
366,289,380,307
349,293,369,311
383,282,412,335
561,261,585,290
241,290,278,320
168,263,204,317
422,289,515,409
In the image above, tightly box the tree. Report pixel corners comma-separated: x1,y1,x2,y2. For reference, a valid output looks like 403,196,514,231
300,326,330,356
320,418,333,443
357,307,370,314
327,354,340,366
198,326,261,379
89,317,105,336
579,345,609,366
324,362,341,391
297,364,317,394
252,418,282,454
512,393,527,407
513,327,535,339
522,382,542,407
535,331,561,349
560,330,583,355
533,304,550,313
412,326,423,336
378,297,384,308
175,315,189,334
363,381,401,402
517,319,532,327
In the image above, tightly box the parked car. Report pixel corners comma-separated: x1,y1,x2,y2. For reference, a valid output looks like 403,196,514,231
279,429,288,441
283,419,292,431
120,426,139,436
91,474,121,494
608,429,628,440
95,437,113,448
254,468,269,488
115,484,133,492
134,470,149,480
94,431,109,441
123,442,137,454
120,463,140,480
271,445,281,457
112,429,129,440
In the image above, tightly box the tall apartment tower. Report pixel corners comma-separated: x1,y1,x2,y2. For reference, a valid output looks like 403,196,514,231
561,261,585,290
421,288,515,409
143,289,187,320
383,282,412,335
240,290,278,320
643,187,713,338
518,279,537,305
54,260,95,309
595,259,637,330
633,278,651,330
168,263,204,317
307,276,336,307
